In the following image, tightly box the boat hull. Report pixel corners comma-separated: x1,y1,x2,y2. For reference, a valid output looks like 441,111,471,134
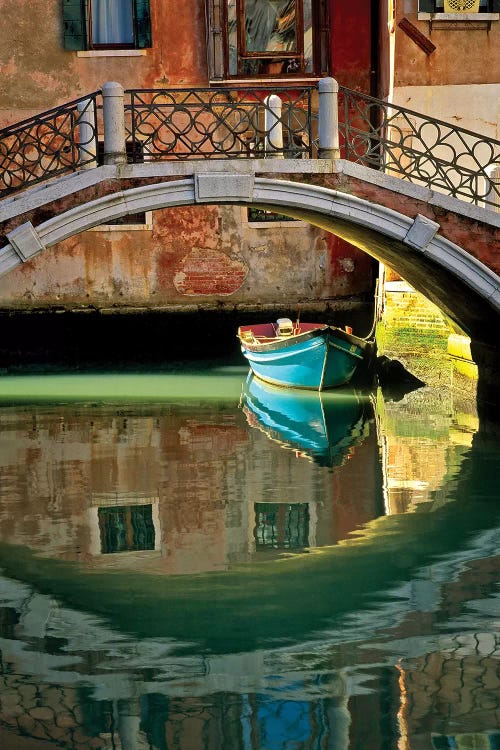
240,327,366,390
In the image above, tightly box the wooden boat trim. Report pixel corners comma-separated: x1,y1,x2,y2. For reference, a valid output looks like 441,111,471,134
239,325,328,354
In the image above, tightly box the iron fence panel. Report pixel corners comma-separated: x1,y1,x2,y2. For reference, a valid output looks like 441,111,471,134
0,93,100,198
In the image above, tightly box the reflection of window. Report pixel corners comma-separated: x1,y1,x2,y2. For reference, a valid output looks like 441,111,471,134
98,505,155,554
254,503,309,549
206,0,329,80
63,0,152,51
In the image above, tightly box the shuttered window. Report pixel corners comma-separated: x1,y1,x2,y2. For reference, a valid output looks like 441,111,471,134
63,0,152,50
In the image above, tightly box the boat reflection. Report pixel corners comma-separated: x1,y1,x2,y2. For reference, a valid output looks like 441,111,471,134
241,372,370,467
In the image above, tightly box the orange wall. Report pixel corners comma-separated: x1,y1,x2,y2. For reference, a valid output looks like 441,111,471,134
0,1,377,314
393,1,500,88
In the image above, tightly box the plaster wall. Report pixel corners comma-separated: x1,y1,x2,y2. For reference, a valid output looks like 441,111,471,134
0,0,207,125
394,1,500,88
0,0,376,124
0,0,377,314
391,83,500,139
0,203,372,311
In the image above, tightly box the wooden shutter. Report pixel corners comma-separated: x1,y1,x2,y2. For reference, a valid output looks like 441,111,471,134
63,0,88,50
134,0,152,48
491,0,500,11
205,0,225,80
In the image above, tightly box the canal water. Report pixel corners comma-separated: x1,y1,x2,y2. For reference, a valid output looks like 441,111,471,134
0,360,498,749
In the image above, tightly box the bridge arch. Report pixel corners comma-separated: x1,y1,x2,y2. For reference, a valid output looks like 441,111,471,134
5,174,498,337
3,173,500,416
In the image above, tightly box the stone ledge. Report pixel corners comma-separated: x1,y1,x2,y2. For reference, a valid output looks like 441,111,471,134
418,12,499,20
2,160,498,229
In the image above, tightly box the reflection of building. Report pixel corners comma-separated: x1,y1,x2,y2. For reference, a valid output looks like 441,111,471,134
254,502,310,551
0,398,382,574
375,387,478,515
0,526,498,750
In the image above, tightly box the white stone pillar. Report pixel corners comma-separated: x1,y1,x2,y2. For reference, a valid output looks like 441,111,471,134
485,164,500,213
102,81,127,165
77,97,97,169
264,94,283,158
318,77,340,160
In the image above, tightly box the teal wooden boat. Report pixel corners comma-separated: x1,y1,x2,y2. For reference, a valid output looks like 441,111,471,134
238,318,374,390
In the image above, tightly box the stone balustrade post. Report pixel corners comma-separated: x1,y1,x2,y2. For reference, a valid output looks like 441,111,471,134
102,81,127,165
77,98,97,169
318,77,340,160
485,163,500,213
264,94,283,158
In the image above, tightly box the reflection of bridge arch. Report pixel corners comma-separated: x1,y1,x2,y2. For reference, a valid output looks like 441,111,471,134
2,167,500,413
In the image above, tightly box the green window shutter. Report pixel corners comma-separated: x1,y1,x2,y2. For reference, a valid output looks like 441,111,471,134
134,0,152,48
62,0,88,50
418,0,435,10
490,0,500,11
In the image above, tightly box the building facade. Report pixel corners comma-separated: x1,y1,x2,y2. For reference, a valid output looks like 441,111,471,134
0,0,377,329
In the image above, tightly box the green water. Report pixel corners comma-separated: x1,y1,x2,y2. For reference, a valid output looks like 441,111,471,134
0,365,498,750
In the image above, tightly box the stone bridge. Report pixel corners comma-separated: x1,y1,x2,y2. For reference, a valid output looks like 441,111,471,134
0,80,499,411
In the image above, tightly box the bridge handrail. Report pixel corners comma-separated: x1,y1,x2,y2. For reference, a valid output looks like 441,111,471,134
338,85,500,207
0,92,101,199
124,85,316,161
0,81,498,210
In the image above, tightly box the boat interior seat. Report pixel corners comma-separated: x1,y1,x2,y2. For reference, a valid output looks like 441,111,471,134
240,329,256,343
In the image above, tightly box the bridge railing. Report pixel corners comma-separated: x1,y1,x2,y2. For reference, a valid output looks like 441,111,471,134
337,85,500,209
124,86,316,161
0,80,498,211
0,93,100,199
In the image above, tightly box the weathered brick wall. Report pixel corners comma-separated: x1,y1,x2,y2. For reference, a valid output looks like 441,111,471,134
383,284,451,332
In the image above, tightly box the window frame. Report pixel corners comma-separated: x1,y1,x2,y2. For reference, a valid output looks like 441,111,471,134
90,140,153,230
87,0,135,50
63,0,152,52
418,0,500,11
233,0,305,70
206,0,329,82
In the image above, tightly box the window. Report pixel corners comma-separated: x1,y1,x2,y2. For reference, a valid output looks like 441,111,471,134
418,0,499,11
206,0,329,80
254,503,309,550
63,0,152,50
247,207,298,221
91,0,134,47
92,140,151,227
98,505,155,554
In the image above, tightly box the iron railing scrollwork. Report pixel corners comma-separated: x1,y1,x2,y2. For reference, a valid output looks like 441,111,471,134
124,87,315,161
0,83,498,212
0,93,100,199
337,86,500,209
